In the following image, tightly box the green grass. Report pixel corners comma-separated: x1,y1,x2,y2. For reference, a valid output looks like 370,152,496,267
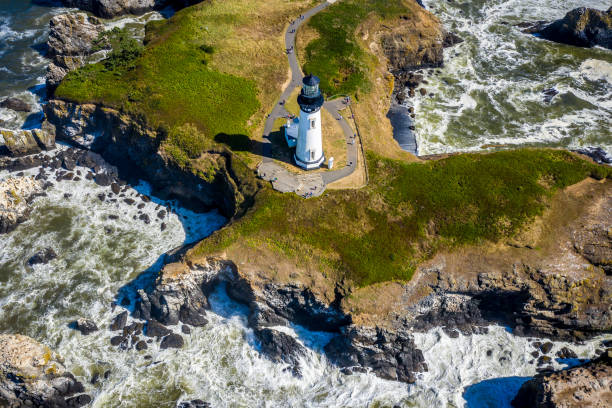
303,0,410,96
194,149,611,286
55,2,260,159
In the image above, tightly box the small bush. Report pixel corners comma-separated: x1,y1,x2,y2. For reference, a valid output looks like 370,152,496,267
167,123,209,159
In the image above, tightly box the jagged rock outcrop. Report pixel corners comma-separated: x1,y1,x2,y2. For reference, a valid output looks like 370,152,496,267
0,334,91,407
0,129,55,157
325,326,427,383
525,7,612,49
46,13,107,91
44,99,256,217
42,0,201,18
0,177,43,234
133,258,427,383
512,349,612,408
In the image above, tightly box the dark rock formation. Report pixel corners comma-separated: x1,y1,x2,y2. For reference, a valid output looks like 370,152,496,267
75,318,99,335
0,98,32,113
324,326,427,384
46,13,107,91
159,333,184,349
44,99,255,218
28,248,58,265
0,334,90,407
525,7,612,49
255,328,306,366
512,350,612,408
109,311,128,331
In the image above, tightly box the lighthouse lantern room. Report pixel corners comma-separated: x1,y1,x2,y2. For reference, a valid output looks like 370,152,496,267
293,74,325,170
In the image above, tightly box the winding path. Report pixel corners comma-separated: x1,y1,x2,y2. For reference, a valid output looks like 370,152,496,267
258,0,361,197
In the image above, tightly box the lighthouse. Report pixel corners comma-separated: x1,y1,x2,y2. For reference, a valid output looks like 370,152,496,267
294,74,325,170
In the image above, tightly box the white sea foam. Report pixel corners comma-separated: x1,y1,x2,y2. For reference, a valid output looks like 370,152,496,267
413,0,612,156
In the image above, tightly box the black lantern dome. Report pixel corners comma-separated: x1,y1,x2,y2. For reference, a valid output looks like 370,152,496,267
298,74,324,113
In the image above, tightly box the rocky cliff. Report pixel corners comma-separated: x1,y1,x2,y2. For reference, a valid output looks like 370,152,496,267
46,13,107,91
527,7,612,49
0,334,90,407
512,349,612,408
44,99,257,218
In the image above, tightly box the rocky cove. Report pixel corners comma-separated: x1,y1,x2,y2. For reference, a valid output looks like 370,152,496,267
1,0,612,407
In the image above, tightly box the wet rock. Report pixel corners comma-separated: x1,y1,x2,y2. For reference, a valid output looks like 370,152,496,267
537,355,551,365
181,325,191,335
94,173,113,187
160,222,167,231
256,328,306,367
157,210,166,219
135,340,148,351
145,320,171,338
539,342,553,354
325,326,427,384
110,182,120,194
75,318,98,335
139,213,151,224
556,347,578,359
542,88,558,103
160,333,184,349
0,334,90,407
528,7,612,50
123,322,144,336
109,311,128,331
574,146,612,165
443,32,463,48
0,97,32,112
419,88,427,96
512,350,612,407
110,335,126,346
28,247,58,265
137,203,145,209
124,198,135,205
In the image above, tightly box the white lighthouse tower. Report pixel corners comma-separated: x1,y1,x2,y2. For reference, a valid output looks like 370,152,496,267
294,74,325,170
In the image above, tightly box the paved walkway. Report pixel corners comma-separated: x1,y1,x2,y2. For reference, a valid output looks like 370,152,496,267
259,0,360,198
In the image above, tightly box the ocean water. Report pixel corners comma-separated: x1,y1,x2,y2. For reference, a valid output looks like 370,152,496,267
1,1,611,407
413,0,612,156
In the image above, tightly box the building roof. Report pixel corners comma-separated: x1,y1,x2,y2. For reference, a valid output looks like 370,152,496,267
302,74,320,86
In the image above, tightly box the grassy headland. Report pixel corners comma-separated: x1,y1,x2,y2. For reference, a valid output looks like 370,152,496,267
50,0,611,290
193,149,610,286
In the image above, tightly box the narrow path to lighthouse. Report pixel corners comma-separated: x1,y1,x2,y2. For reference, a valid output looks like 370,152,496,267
259,0,362,197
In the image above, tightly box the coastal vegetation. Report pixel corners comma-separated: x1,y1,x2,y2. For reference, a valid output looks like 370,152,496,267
49,0,612,288
302,0,412,96
194,149,610,286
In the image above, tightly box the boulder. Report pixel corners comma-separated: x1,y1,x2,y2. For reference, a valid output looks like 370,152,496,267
0,334,90,407
75,318,99,335
255,328,306,366
178,400,211,408
160,333,184,349
512,350,612,407
531,7,612,49
28,248,58,265
324,326,427,384
0,98,32,113
0,177,42,234
110,311,128,331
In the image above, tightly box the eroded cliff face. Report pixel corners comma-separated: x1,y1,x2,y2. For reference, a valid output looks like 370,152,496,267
44,99,255,218
346,177,612,342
